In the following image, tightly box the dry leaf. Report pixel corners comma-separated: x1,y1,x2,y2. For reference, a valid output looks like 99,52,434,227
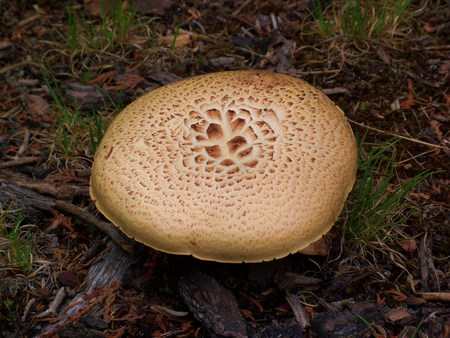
398,239,417,252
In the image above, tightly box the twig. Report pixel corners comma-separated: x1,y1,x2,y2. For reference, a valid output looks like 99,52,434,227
17,14,41,27
36,287,66,318
348,119,449,151
322,87,351,96
419,235,429,291
55,200,135,253
16,128,30,158
22,298,36,322
0,171,135,253
270,13,278,31
0,156,42,169
232,0,252,17
417,292,450,302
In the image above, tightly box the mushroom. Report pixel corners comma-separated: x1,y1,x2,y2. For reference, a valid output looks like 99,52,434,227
89,70,357,263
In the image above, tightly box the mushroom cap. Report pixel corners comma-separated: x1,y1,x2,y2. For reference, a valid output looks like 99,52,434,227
90,70,357,263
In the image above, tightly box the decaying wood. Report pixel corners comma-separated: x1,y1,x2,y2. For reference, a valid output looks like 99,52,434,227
311,301,386,337
285,293,310,330
278,272,322,289
0,169,88,199
0,169,135,253
385,307,416,325
38,241,138,337
417,292,450,303
179,271,248,338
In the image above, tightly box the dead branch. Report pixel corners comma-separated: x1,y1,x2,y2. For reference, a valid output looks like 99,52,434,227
0,169,135,253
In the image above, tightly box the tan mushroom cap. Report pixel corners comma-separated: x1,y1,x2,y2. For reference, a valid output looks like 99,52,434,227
90,70,357,263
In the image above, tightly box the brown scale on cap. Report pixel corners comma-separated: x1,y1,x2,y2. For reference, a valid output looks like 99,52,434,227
90,70,358,263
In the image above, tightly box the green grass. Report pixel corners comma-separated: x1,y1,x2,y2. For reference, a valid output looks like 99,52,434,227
44,75,108,157
170,20,182,51
0,211,33,273
58,0,138,52
345,138,433,247
411,316,425,338
312,0,412,39
353,312,379,335
345,138,434,251
87,110,108,153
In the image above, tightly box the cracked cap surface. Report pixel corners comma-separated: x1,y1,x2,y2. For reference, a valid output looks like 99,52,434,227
90,70,358,263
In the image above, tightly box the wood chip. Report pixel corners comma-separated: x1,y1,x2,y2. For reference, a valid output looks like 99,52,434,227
286,293,310,330
385,307,416,325
277,272,322,289
179,271,247,338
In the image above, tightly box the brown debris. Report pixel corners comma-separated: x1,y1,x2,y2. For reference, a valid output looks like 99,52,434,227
398,239,417,252
417,292,450,303
39,241,136,337
385,307,416,325
277,272,322,290
311,301,385,337
286,293,310,330
179,271,247,338
36,287,66,319
0,169,136,253
1,1,449,337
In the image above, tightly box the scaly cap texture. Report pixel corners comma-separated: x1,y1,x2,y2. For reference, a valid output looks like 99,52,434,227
90,70,357,262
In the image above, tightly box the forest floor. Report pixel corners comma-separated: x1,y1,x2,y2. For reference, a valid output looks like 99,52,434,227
0,0,449,337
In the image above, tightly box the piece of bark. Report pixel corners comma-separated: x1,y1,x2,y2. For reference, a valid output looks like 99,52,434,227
285,293,310,330
179,271,247,338
38,241,138,337
277,272,322,289
311,301,385,338
323,270,374,300
385,307,416,325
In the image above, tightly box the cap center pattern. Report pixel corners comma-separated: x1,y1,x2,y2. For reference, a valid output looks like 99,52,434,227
180,97,281,175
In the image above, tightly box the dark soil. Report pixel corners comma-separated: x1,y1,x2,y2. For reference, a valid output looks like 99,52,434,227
1,1,449,337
